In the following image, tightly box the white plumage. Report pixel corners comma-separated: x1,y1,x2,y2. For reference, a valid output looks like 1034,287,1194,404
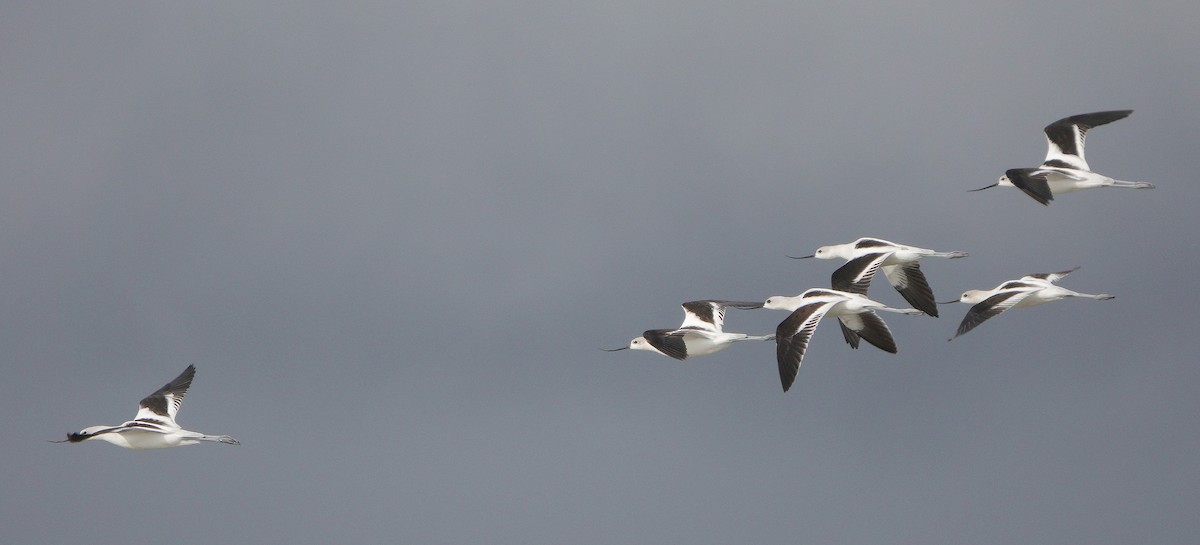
54,365,239,450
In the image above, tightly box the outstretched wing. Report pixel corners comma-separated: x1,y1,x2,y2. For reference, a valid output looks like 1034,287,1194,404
836,310,898,353
1022,267,1080,284
951,290,1033,339
831,252,888,296
679,300,763,332
1042,110,1132,171
837,318,861,349
882,262,938,317
133,365,195,427
831,253,873,349
775,301,836,392
641,329,690,360
1004,168,1056,206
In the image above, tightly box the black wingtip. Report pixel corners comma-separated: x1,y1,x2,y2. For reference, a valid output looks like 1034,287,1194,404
1058,109,1134,127
170,365,197,387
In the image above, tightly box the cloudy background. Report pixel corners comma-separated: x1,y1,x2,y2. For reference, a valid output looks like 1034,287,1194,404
2,2,1198,544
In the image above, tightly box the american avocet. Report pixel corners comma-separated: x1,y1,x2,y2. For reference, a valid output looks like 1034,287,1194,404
971,110,1153,205
943,267,1115,340
763,289,922,392
53,365,240,449
603,300,773,360
789,237,967,318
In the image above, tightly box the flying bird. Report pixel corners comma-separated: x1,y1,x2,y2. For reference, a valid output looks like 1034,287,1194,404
53,365,240,449
603,300,773,360
763,289,922,392
971,110,1153,205
790,237,967,318
944,267,1115,340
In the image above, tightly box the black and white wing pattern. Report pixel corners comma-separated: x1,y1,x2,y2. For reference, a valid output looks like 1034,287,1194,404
837,318,862,349
831,253,888,349
1041,110,1132,171
640,329,690,360
679,300,763,332
881,262,938,317
951,290,1034,339
1003,168,1058,206
1022,267,1080,284
831,253,888,296
835,310,898,354
133,364,195,427
775,301,837,392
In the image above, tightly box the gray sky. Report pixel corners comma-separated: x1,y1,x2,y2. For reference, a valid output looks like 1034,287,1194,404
3,2,1199,544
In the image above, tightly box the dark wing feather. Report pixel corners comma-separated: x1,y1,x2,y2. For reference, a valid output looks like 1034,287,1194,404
775,302,833,392
952,291,1031,339
708,300,766,310
1041,109,1132,162
1005,168,1054,206
882,262,938,317
137,364,195,418
642,329,689,360
1042,110,1131,169
839,311,898,353
853,238,892,249
1043,110,1132,155
1023,267,1080,283
831,253,887,295
680,300,763,331
837,318,861,349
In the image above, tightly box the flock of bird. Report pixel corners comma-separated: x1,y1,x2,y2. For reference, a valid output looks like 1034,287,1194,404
54,110,1152,450
606,110,1151,392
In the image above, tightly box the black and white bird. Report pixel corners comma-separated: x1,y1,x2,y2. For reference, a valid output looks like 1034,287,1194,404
944,268,1115,340
53,365,240,449
763,289,922,392
603,300,773,360
790,237,967,318
971,110,1154,205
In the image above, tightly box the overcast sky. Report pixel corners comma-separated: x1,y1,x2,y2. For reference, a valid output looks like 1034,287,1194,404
3,2,1199,544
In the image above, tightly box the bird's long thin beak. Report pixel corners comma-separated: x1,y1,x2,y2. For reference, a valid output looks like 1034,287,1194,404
967,183,998,192
47,438,69,444
786,254,815,259
936,299,959,305
600,346,629,352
